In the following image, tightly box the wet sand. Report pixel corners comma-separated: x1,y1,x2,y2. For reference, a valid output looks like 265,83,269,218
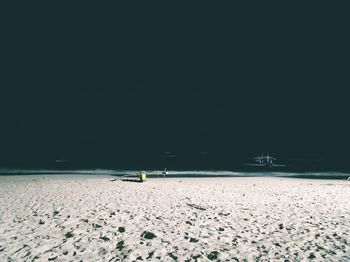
0,175,349,261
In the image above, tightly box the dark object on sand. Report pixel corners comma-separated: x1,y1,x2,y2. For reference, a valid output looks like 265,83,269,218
100,236,110,241
116,240,125,251
141,231,157,239
64,232,74,238
207,251,219,260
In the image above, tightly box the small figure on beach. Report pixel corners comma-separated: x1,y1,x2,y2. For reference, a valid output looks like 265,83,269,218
139,171,147,182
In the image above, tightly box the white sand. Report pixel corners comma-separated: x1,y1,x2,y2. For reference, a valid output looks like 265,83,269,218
0,175,349,261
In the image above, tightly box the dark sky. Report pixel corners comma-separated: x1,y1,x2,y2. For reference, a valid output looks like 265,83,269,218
1,3,349,169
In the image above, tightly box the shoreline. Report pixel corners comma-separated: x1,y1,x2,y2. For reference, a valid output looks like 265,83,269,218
0,170,349,180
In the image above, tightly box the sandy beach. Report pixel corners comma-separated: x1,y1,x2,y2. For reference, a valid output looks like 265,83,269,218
0,175,349,261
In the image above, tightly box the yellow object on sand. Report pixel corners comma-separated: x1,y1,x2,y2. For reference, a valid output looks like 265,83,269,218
139,172,147,182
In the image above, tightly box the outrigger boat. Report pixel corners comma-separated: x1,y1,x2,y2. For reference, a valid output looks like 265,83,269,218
242,153,286,168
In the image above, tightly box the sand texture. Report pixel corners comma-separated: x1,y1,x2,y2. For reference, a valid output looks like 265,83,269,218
0,176,349,261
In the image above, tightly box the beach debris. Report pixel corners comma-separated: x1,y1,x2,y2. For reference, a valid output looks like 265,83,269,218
218,212,230,216
100,236,110,241
192,254,202,260
110,178,117,182
116,240,125,251
118,226,126,233
64,231,74,238
189,237,199,243
186,203,206,211
141,231,157,239
274,242,281,247
207,251,219,260
38,219,45,225
308,253,316,259
168,252,178,260
147,250,155,259
93,223,102,229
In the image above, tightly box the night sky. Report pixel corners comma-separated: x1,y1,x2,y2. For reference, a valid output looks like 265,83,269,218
1,3,349,170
